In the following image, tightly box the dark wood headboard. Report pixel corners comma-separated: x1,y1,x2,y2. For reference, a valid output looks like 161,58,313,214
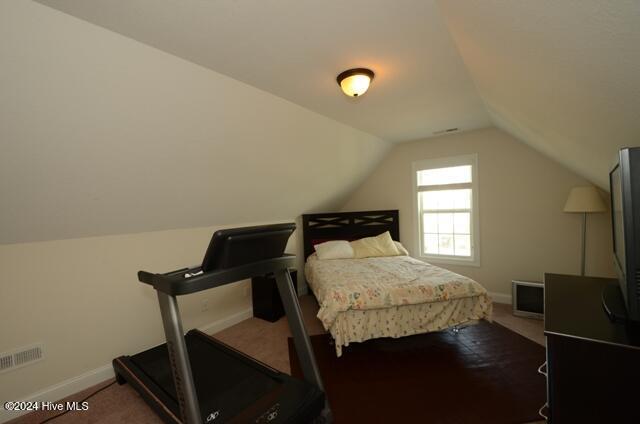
301,210,399,259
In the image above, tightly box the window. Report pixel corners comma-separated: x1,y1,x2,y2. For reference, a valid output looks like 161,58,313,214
413,154,479,266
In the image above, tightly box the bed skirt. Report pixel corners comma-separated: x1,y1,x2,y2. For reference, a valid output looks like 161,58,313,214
327,295,492,356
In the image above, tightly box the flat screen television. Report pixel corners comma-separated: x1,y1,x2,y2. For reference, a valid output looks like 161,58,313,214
603,147,640,323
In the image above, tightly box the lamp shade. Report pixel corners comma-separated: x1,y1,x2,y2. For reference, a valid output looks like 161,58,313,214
563,186,607,213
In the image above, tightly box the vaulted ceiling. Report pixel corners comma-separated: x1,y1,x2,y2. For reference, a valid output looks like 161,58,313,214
35,0,491,142
3,1,640,243
1,1,390,244
438,0,640,188
36,0,640,189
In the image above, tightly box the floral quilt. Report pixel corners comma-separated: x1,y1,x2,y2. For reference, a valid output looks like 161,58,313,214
305,254,493,355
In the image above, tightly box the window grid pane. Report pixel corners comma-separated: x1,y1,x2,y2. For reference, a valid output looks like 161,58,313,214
420,189,471,211
421,208,472,257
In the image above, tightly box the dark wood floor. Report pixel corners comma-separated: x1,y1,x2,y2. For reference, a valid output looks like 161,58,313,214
8,298,545,424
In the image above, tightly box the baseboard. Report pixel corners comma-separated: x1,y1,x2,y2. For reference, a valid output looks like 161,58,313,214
0,364,115,423
0,307,253,424
489,292,512,304
198,307,253,335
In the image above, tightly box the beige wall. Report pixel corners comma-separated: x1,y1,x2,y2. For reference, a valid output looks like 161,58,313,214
0,222,301,404
0,0,388,407
342,127,615,295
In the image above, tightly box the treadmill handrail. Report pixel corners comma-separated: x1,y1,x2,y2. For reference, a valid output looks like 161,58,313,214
138,254,296,296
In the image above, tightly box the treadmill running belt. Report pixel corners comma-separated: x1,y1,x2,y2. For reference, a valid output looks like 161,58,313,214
130,332,278,422
115,330,324,423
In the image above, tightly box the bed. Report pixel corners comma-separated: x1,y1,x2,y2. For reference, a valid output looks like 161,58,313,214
302,210,493,356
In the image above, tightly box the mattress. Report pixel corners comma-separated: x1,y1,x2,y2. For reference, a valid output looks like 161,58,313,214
305,254,493,356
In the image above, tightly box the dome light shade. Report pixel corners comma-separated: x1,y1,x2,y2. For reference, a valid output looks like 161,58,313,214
337,68,374,97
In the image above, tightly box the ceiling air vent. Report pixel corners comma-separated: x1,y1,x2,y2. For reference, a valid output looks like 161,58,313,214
0,343,44,374
433,127,460,135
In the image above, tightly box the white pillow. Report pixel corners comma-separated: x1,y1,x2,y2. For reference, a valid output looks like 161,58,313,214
314,240,354,260
394,241,409,256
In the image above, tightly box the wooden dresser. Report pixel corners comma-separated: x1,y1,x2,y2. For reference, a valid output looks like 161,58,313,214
543,273,640,423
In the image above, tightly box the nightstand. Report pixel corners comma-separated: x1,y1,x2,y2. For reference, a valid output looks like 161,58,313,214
251,269,298,322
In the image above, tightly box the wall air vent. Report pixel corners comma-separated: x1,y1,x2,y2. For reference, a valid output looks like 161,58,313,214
433,127,460,135
0,354,13,372
0,343,44,374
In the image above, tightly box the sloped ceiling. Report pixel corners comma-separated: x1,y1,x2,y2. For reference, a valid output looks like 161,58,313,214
4,1,640,244
34,0,491,142
0,1,389,244
36,0,640,190
437,0,640,188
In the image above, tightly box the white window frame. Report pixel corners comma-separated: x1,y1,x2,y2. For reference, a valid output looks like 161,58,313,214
412,154,480,267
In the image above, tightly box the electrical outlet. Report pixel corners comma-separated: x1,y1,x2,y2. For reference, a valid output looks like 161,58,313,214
201,299,209,312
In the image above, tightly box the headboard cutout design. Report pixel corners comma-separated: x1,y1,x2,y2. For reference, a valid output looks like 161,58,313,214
302,210,400,259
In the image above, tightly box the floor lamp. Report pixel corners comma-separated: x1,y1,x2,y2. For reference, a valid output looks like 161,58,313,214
563,186,607,276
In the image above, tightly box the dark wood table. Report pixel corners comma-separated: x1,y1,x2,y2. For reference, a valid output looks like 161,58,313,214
544,273,640,423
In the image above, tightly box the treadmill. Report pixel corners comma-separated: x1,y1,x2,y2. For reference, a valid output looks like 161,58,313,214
113,223,330,424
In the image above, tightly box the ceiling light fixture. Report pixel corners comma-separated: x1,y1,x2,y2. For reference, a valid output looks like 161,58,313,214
336,68,374,97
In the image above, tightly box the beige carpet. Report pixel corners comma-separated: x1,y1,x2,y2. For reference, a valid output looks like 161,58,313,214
7,298,544,424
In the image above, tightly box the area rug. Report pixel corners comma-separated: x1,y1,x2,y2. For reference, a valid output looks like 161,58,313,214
288,321,545,424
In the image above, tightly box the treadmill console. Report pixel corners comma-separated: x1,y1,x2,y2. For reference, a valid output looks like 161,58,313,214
201,223,295,272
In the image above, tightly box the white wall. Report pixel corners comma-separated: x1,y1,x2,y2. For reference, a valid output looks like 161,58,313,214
0,0,389,408
342,127,615,296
